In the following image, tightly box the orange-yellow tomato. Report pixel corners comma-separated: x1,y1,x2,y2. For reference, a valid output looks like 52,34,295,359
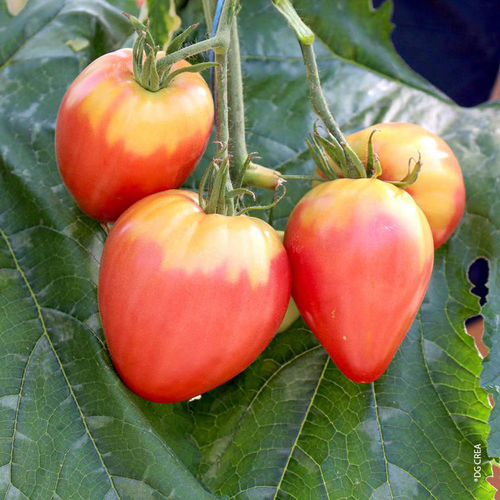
319,122,465,249
99,190,291,403
285,179,434,383
56,49,214,222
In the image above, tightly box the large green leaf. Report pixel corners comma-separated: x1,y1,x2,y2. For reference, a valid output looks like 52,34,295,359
1,0,498,498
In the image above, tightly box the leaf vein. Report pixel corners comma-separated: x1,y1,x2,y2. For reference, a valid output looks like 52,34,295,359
0,228,121,500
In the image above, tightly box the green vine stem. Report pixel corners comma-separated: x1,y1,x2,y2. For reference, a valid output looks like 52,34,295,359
202,0,215,32
271,0,314,45
201,3,283,191
211,3,235,213
156,0,235,73
226,16,283,190
271,0,366,179
199,0,287,214
215,51,230,150
227,17,248,177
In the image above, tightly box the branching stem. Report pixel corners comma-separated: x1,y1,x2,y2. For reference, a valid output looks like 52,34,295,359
157,0,234,71
272,0,366,179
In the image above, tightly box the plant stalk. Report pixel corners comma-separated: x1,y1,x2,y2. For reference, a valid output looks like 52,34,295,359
272,0,366,179
215,51,230,149
202,0,215,32
299,43,346,145
212,8,234,213
225,14,283,190
227,17,248,179
157,0,234,72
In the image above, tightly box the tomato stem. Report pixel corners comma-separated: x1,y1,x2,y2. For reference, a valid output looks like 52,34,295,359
272,0,366,179
213,27,235,213
299,43,365,178
214,51,229,150
199,0,286,214
281,174,326,182
271,0,314,45
202,0,215,31
156,0,235,72
227,17,247,178
225,15,285,191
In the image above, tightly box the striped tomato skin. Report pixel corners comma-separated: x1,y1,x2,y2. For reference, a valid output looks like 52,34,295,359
56,49,214,222
99,190,291,403
285,179,434,383
317,122,465,249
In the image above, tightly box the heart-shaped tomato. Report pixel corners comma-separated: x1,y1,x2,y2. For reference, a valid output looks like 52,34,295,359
285,178,434,382
99,190,291,402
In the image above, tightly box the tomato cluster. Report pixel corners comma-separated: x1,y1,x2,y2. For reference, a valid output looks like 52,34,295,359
56,40,464,401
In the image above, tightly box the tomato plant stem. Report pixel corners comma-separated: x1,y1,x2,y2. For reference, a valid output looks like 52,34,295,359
227,17,248,178
157,0,234,72
212,8,235,213
299,43,346,146
202,0,215,32
272,0,366,179
272,0,314,45
226,17,283,190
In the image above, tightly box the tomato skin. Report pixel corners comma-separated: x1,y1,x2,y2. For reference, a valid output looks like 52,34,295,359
98,190,291,403
277,296,301,333
319,122,465,249
285,179,434,383
56,49,214,222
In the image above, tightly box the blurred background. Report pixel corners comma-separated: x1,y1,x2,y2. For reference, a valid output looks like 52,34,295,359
373,0,500,106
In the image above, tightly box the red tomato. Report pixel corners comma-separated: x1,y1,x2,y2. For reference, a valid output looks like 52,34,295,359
99,190,291,403
56,49,214,222
285,179,434,383
318,122,465,249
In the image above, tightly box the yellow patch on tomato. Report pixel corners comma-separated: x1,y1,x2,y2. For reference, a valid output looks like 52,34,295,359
119,192,283,289
76,79,123,130
67,49,213,158
297,179,433,268
104,84,209,157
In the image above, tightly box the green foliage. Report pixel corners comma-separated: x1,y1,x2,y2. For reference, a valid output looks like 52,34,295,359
147,0,182,49
0,0,498,498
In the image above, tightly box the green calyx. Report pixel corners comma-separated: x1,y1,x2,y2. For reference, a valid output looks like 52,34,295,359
308,125,422,187
307,122,366,180
124,14,217,92
199,151,286,217
386,153,422,188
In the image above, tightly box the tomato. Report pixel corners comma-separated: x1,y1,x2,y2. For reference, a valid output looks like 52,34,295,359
285,179,434,383
277,296,300,333
99,190,291,403
319,122,465,249
56,49,214,222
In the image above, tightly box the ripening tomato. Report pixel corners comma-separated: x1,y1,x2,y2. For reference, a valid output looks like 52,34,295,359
285,179,434,383
56,49,214,222
99,190,291,403
319,122,465,249
277,296,300,333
